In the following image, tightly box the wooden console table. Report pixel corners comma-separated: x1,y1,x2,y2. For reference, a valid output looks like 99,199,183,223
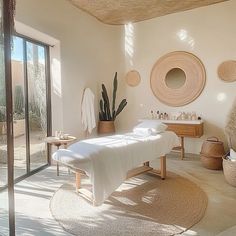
164,120,204,159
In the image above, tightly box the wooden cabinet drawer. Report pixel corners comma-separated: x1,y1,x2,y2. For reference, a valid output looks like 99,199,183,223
166,123,203,138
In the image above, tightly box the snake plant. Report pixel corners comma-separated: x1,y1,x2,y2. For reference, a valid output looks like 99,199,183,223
99,72,127,121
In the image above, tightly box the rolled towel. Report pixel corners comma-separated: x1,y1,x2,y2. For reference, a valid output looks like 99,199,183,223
133,127,152,136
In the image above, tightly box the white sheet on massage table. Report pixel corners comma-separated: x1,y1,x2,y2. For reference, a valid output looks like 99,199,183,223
52,131,179,206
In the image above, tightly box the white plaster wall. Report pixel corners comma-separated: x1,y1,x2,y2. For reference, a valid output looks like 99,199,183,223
15,0,123,139
117,0,236,154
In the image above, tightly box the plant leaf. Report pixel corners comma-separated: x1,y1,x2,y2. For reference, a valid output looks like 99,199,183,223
115,99,127,119
102,84,111,120
112,72,117,120
99,99,104,114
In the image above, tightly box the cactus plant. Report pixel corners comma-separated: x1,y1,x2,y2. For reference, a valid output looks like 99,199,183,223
99,72,127,121
14,85,24,115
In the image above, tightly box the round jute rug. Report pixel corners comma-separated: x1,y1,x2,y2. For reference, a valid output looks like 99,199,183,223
50,172,207,236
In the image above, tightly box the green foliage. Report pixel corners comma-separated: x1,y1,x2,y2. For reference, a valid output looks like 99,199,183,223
0,106,6,122
14,85,24,115
0,87,6,107
99,72,127,121
112,72,118,120
0,45,6,106
29,111,41,131
13,112,24,120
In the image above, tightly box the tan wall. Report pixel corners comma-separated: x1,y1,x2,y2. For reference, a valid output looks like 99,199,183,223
11,60,24,91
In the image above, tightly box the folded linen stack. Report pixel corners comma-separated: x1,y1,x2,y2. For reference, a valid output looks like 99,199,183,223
228,149,236,162
133,120,168,136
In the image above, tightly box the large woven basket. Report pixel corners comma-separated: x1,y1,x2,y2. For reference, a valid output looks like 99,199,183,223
223,155,236,187
200,137,225,170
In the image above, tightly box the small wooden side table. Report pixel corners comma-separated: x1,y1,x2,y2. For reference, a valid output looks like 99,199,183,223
164,120,204,159
45,136,76,176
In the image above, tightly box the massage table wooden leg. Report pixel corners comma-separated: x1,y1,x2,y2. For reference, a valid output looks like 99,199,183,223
160,155,166,180
56,162,59,176
148,155,166,180
74,155,167,205
75,171,95,205
76,172,81,190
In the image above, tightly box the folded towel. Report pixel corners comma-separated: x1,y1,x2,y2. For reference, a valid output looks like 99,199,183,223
133,120,167,135
133,127,152,136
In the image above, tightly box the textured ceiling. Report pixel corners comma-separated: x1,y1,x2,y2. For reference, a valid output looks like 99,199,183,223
68,0,228,25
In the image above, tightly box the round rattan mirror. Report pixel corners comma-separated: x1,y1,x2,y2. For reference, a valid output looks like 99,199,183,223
150,51,206,107
165,68,186,89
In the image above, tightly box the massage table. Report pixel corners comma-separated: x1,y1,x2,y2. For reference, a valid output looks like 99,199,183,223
52,131,179,206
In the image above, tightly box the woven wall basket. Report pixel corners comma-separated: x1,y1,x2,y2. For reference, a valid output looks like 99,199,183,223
218,60,236,82
125,70,141,87
150,51,206,107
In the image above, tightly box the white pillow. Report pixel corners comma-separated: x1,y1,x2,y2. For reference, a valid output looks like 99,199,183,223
228,156,236,162
230,148,236,158
133,120,167,135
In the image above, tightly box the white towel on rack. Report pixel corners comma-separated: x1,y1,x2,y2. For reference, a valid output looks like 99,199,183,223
81,88,96,134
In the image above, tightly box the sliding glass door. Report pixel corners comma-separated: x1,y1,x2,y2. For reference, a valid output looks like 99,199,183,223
11,35,50,179
26,41,48,170
11,36,27,179
0,13,9,234
0,0,15,235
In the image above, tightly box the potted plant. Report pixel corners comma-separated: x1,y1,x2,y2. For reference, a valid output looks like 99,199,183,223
98,72,127,134
13,85,25,137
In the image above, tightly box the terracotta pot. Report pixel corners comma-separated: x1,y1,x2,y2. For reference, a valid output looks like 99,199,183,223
98,121,115,135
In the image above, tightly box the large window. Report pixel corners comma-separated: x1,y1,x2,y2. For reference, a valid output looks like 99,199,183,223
10,35,51,182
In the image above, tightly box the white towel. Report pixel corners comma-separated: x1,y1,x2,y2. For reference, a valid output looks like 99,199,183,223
81,88,96,134
133,127,152,136
133,120,168,134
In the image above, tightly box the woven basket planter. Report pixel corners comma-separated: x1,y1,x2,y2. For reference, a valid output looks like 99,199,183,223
97,121,115,135
223,155,236,187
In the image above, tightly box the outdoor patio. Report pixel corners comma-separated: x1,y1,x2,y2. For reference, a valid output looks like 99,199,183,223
0,130,47,187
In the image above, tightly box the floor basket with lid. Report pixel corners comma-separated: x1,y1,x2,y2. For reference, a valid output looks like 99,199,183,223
200,137,225,170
